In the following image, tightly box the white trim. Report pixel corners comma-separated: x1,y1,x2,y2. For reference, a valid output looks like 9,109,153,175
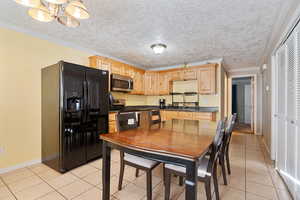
147,58,223,71
0,20,146,70
271,54,277,160
0,159,41,174
262,136,271,156
228,74,258,135
227,66,260,73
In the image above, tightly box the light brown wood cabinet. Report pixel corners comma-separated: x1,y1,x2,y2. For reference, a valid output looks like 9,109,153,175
144,72,159,95
183,69,197,80
90,56,218,96
109,113,117,133
161,110,216,121
168,70,183,81
131,69,145,95
158,72,171,95
197,64,216,94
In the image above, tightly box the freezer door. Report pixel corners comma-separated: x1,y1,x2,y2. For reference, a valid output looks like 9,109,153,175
61,63,86,170
85,68,109,160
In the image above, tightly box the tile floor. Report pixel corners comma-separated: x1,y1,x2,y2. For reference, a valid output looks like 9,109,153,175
0,133,292,200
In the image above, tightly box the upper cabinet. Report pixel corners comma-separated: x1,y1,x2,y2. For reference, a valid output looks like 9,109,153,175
89,56,218,96
183,69,197,80
197,64,217,94
144,71,159,95
131,68,145,95
159,72,171,95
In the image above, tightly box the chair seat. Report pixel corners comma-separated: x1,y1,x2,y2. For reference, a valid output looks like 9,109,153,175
165,157,210,178
124,153,158,168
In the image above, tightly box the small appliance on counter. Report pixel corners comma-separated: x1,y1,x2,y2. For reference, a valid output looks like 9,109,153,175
159,98,166,109
109,93,125,110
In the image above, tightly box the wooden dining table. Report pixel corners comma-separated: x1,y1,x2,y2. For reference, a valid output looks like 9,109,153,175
100,119,217,200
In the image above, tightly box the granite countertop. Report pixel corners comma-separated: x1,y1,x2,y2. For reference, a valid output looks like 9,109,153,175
109,106,219,113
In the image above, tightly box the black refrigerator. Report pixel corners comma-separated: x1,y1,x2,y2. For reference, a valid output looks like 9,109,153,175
42,61,109,172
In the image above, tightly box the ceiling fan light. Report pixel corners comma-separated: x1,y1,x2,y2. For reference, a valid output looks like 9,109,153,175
58,13,80,27
43,0,67,4
151,43,167,54
14,0,40,7
28,5,54,22
65,0,90,19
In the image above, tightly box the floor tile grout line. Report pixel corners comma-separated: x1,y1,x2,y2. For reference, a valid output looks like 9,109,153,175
244,135,247,200
0,176,18,200
26,166,68,200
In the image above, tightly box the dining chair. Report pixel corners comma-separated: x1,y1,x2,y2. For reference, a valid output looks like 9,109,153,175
116,112,160,200
149,109,161,127
164,120,225,200
224,113,237,175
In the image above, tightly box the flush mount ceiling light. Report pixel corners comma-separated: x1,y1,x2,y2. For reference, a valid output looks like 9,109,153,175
151,43,167,55
14,0,90,27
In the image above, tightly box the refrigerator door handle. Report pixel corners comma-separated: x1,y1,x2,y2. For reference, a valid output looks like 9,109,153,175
83,80,88,122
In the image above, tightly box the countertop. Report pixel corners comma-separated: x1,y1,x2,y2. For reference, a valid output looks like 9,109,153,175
109,105,219,113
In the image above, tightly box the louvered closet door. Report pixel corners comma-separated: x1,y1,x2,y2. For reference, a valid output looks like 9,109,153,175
295,26,300,199
275,25,300,199
284,33,297,195
276,44,287,172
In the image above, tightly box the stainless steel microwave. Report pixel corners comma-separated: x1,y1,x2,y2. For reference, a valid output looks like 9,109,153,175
111,74,133,92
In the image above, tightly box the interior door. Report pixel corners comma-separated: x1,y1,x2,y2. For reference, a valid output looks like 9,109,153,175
276,44,287,174
285,34,297,195
62,63,86,170
275,26,300,199
85,68,109,160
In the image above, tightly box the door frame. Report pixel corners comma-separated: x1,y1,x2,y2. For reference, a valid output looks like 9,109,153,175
228,74,257,134
271,54,277,160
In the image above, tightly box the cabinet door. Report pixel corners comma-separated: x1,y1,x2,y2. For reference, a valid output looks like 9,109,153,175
198,65,216,94
159,72,170,95
111,61,124,75
169,70,183,81
183,69,197,80
124,64,135,78
132,70,145,95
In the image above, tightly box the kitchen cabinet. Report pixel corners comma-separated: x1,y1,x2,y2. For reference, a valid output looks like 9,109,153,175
161,110,216,121
168,70,183,81
131,69,145,95
109,113,117,133
90,56,218,96
193,112,216,121
144,71,159,95
197,64,216,94
164,111,178,120
183,69,197,80
159,72,171,95
178,111,194,120
89,56,111,72
110,60,124,75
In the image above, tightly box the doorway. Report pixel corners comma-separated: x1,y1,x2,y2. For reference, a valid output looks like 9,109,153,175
231,77,254,134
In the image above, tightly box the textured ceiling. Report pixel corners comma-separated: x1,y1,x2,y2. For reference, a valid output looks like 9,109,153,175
0,0,284,69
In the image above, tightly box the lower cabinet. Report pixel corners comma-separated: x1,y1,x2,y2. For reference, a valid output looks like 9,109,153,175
161,110,216,121
109,113,117,133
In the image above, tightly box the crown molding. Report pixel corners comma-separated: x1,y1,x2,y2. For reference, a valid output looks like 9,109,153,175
147,58,223,71
227,66,260,73
0,20,146,70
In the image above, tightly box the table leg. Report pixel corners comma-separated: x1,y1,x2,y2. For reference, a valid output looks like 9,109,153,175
185,161,198,200
102,141,111,200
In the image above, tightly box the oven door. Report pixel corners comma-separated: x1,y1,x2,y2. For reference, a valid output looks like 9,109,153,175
111,74,133,92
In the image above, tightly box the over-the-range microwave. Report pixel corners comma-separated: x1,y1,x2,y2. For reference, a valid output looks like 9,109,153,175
111,73,133,92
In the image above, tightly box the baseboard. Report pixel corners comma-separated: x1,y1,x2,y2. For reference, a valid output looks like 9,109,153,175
261,137,271,158
0,159,41,174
